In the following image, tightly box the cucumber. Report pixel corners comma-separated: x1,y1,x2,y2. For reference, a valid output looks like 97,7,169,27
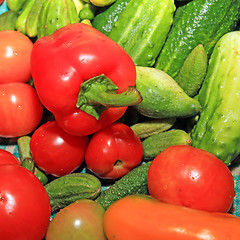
92,0,131,36
95,161,151,210
130,118,176,139
142,129,192,160
0,10,19,31
134,66,201,119
6,0,26,11
191,31,240,166
176,44,208,97
45,172,101,214
155,0,240,79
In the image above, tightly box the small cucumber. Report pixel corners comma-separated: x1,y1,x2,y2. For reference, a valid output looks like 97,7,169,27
6,0,26,11
95,161,151,210
0,10,19,31
134,66,201,119
130,118,176,139
45,173,101,214
142,129,192,160
176,44,208,97
79,2,97,21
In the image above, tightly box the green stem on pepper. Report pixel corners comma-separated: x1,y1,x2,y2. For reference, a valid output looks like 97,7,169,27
76,74,143,120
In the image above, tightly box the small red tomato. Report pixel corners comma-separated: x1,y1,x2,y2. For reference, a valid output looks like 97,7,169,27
0,164,51,240
85,122,143,180
0,82,43,138
0,30,33,83
30,120,89,177
0,149,20,165
147,145,235,213
45,199,107,240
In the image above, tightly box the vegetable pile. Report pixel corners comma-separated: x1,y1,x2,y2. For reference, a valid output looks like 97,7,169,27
0,0,240,239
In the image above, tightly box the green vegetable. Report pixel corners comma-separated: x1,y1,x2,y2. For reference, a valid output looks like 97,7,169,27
155,0,240,78
191,31,240,166
176,44,208,97
95,161,151,210
0,10,19,31
45,172,101,214
6,0,26,11
142,129,192,160
79,2,97,20
94,0,176,67
134,66,201,119
130,118,176,139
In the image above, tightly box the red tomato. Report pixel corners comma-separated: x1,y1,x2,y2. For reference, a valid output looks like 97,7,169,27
0,164,51,240
0,82,43,138
30,120,89,177
147,145,235,213
0,30,33,83
0,149,20,165
46,199,107,240
85,122,143,179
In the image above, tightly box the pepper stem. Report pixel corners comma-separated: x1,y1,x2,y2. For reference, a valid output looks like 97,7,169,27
76,74,142,120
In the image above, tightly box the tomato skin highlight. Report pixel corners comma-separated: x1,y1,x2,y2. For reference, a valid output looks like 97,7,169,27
0,30,33,83
85,122,143,179
147,145,235,212
30,120,89,177
0,149,20,165
0,82,43,138
0,164,51,240
46,199,107,240
103,194,240,240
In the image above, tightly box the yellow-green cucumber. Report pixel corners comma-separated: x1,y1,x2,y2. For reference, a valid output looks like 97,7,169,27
176,44,208,97
130,118,176,139
45,172,101,214
95,161,152,210
191,31,240,166
6,0,26,11
101,0,176,66
155,0,240,78
134,66,201,119
142,129,192,160
0,10,19,31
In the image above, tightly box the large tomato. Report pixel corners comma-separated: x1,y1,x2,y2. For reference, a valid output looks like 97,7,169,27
45,199,107,240
0,82,43,138
30,120,89,177
0,149,20,165
0,164,51,240
0,30,33,83
147,145,235,213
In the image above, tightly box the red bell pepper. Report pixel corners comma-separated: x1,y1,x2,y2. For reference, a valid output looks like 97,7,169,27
31,23,141,136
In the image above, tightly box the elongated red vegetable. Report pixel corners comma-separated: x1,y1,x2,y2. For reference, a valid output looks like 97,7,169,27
103,194,240,240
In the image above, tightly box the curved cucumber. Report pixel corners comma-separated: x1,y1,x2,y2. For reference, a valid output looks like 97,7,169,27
191,31,240,165
155,0,240,78
134,66,201,119
0,10,19,31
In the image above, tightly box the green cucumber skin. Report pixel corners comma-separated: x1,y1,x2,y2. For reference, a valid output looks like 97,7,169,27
45,173,101,213
98,0,176,67
134,66,201,119
155,0,240,78
95,161,151,210
142,129,192,160
191,31,240,166
0,10,19,31
92,0,131,36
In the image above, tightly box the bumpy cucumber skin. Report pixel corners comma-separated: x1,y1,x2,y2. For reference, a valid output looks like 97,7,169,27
134,66,201,119
155,0,240,79
105,0,175,67
0,10,19,31
45,173,101,213
92,0,131,36
176,44,208,97
37,0,80,38
142,129,192,160
191,31,240,166
95,161,151,210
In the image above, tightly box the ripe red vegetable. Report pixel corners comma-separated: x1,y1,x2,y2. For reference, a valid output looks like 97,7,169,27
147,145,235,212
85,122,143,179
0,149,20,165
